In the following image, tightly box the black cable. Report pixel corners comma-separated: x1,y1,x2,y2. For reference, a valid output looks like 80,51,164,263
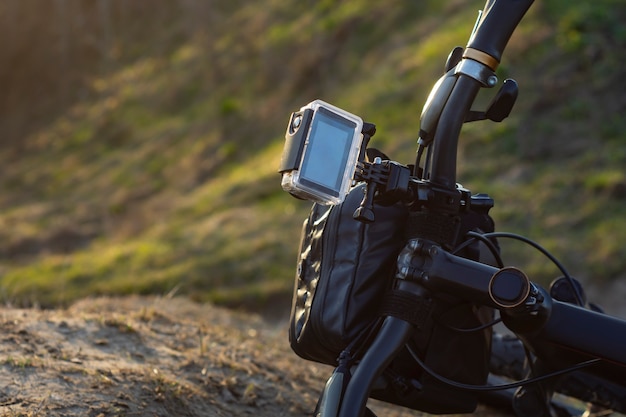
435,302,503,333
422,145,432,181
452,231,504,268
468,231,504,267
440,317,502,333
414,144,425,177
405,343,600,392
480,231,570,276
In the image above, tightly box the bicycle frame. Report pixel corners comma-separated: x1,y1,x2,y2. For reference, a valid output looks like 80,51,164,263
318,0,626,416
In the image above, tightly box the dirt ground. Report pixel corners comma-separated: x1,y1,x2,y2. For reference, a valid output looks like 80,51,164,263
0,295,451,417
4,294,613,417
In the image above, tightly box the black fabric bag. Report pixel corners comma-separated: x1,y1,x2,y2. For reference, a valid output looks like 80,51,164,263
288,179,497,414
288,183,409,365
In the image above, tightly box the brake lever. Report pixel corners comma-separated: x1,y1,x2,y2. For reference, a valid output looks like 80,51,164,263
465,78,519,122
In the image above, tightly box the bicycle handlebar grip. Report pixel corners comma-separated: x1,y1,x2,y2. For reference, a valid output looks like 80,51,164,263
466,0,534,66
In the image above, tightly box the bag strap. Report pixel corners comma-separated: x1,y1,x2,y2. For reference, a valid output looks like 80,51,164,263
379,289,434,330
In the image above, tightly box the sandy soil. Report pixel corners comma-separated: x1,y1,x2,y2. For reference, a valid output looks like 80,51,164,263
3,294,618,417
0,296,437,417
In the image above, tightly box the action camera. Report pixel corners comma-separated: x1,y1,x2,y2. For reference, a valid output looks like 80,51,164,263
279,100,363,205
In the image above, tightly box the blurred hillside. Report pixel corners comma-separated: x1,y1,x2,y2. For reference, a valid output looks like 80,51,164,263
0,0,625,311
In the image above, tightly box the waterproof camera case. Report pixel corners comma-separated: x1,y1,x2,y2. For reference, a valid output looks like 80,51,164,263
279,100,363,205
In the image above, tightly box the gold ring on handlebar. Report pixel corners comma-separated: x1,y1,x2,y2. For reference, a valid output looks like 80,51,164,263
488,267,531,309
463,47,499,71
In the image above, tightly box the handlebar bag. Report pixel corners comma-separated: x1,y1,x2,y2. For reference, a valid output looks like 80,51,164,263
288,182,409,365
288,178,496,414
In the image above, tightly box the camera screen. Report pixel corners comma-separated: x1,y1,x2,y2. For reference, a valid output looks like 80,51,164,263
299,107,357,196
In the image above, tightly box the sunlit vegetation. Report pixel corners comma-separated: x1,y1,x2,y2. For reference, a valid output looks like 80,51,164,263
0,0,624,309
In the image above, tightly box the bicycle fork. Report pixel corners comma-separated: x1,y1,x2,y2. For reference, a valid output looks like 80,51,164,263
315,315,415,417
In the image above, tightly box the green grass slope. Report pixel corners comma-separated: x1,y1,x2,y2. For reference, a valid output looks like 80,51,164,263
0,0,624,310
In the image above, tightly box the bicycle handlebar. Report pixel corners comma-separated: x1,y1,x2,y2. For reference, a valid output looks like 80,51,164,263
426,0,534,190
428,76,480,190
466,0,535,66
